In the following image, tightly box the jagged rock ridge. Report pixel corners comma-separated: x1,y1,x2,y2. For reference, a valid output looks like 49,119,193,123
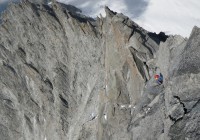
0,1,200,140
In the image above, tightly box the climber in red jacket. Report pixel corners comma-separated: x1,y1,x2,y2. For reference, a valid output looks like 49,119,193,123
154,73,163,85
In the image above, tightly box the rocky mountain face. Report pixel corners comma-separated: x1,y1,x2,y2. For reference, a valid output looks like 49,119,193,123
0,1,200,140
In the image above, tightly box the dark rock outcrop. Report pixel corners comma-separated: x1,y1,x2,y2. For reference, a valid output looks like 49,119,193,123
0,1,199,140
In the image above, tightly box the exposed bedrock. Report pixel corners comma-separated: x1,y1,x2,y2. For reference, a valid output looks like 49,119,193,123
0,1,199,140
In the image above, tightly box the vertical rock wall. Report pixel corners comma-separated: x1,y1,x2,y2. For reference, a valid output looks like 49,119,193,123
0,1,200,140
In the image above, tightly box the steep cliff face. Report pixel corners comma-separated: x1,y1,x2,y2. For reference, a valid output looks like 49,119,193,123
0,1,200,140
0,1,104,140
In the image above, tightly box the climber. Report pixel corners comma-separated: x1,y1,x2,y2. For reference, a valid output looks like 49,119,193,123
154,73,163,84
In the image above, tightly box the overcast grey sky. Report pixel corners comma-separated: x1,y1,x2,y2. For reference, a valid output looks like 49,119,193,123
57,0,200,37
58,0,149,19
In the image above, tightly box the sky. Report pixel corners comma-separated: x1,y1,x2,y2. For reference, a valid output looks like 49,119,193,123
0,0,18,13
1,0,200,37
57,0,200,37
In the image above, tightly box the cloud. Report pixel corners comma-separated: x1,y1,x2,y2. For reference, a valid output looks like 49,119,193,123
0,0,19,14
0,0,7,3
0,0,9,13
57,0,200,37
136,0,200,37
57,0,148,18
1,0,200,37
